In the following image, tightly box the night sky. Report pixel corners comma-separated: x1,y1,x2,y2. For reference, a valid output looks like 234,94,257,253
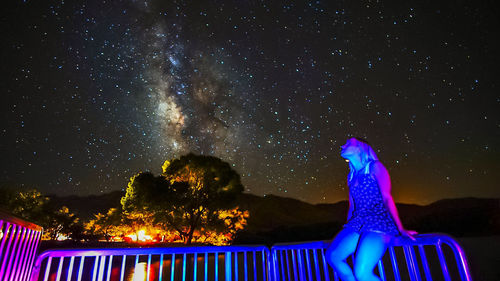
2,0,498,204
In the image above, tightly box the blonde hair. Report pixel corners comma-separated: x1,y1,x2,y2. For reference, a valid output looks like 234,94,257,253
347,138,379,184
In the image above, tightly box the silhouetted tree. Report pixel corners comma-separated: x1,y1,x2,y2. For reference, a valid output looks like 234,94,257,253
121,153,246,244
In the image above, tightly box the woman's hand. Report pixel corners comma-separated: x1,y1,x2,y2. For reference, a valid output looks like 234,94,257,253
399,229,418,240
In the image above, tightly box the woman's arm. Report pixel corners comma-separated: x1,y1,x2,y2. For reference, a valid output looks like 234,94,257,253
371,161,417,238
347,193,354,222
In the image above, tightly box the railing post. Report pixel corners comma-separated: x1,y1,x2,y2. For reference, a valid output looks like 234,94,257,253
0,222,10,259
417,245,433,281
272,250,279,281
225,251,232,281
403,245,419,281
297,249,305,281
0,224,17,279
26,232,42,281
439,236,473,281
436,241,452,281
13,228,30,281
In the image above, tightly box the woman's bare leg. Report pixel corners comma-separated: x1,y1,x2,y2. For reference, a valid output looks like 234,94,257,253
325,228,360,281
353,231,392,281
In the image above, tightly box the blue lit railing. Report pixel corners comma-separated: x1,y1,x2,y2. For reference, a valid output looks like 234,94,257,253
30,245,272,281
28,234,472,281
0,210,43,281
271,234,473,281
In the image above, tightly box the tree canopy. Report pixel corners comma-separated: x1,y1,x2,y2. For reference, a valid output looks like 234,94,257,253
121,153,247,244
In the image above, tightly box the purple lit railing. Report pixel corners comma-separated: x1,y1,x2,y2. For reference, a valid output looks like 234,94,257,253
271,234,473,281
0,210,43,281
30,245,272,281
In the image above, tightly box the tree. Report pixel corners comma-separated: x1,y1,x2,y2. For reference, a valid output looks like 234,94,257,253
42,206,79,241
0,187,48,224
120,172,169,240
0,187,82,240
121,153,247,244
196,206,250,245
85,208,124,241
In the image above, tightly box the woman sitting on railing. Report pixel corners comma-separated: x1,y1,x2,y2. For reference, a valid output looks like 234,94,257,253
326,137,417,281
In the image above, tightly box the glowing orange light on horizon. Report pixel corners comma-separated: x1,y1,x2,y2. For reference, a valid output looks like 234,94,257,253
126,229,153,242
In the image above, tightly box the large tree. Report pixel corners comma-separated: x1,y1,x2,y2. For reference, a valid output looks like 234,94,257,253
121,153,246,244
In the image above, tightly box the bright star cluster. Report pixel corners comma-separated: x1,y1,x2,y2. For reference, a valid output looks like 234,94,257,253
1,0,498,204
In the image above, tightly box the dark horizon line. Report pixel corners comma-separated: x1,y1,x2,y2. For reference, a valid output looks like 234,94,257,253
43,188,500,207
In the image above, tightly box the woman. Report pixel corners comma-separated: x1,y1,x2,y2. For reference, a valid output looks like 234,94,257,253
326,138,417,281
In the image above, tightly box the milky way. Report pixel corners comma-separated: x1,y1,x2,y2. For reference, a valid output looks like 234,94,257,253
2,0,498,204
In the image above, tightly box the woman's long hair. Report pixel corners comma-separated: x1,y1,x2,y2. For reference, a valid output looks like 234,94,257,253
347,138,379,185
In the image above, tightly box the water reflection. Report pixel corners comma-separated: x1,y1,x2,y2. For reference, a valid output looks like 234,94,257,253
131,262,147,281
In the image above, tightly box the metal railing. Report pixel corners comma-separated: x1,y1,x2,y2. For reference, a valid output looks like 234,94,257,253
29,233,472,281
271,234,473,281
30,245,272,281
0,210,43,281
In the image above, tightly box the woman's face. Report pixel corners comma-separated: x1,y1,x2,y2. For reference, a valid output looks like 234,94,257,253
340,138,360,159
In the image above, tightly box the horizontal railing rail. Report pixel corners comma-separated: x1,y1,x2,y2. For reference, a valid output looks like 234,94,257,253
0,210,43,281
271,233,473,281
30,245,272,281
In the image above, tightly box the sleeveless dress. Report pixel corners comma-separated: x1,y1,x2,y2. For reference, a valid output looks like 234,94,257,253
343,161,400,235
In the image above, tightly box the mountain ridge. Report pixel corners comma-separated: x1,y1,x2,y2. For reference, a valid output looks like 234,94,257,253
48,191,500,242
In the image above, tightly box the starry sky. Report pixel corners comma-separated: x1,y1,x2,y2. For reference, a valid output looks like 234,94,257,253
2,0,498,204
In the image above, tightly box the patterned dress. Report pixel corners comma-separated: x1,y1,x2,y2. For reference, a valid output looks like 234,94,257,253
343,162,400,235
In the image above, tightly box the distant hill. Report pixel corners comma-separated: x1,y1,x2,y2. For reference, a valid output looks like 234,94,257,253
237,196,500,243
236,193,340,231
48,191,500,243
48,190,124,220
